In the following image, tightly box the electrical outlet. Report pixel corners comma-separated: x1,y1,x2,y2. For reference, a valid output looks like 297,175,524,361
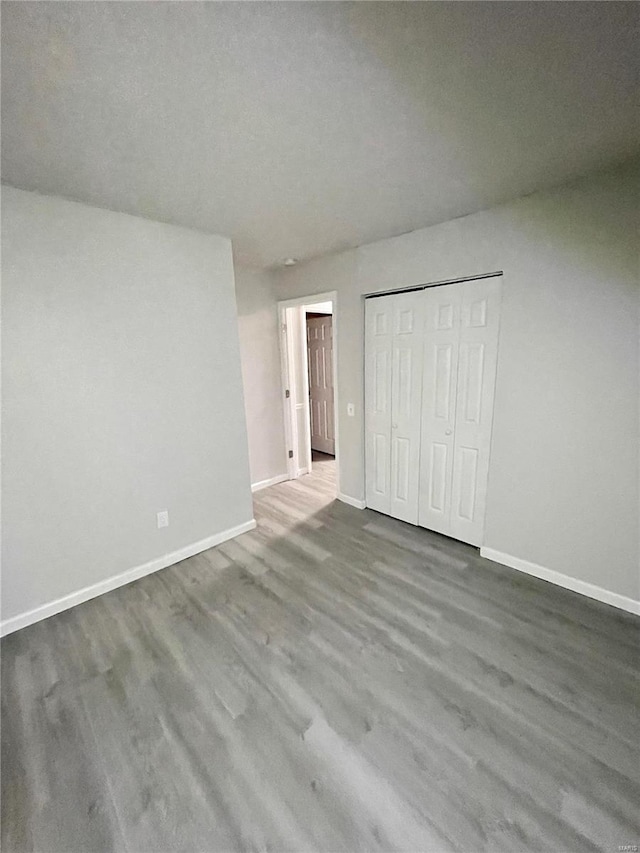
157,510,169,529
347,403,355,417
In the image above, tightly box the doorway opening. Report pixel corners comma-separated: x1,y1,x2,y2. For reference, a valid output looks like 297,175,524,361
278,291,339,497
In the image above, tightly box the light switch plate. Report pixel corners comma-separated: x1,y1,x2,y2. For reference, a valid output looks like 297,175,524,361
157,510,169,529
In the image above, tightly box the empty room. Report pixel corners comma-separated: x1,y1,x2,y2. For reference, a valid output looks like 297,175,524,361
2,2,639,852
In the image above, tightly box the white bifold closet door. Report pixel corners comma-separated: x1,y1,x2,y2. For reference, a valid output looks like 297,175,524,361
365,275,501,547
419,276,501,546
365,291,424,524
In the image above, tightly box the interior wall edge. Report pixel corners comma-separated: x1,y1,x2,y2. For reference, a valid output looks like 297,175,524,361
234,265,289,486
0,519,257,637
480,548,640,616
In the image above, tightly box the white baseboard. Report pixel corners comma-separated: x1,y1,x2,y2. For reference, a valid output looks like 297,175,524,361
338,492,366,510
251,473,288,493
0,519,257,638
480,548,640,617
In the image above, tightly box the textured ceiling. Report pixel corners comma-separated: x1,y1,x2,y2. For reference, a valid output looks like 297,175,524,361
2,2,638,268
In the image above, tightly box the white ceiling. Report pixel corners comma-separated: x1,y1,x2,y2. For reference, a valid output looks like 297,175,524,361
2,2,638,268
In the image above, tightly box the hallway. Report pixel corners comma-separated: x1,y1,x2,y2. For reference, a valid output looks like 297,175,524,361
309,450,336,496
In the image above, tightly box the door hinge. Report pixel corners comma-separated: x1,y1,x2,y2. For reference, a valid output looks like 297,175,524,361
288,450,294,458
285,389,290,398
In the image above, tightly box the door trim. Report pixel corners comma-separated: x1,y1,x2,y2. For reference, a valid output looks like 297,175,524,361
364,271,504,299
278,291,340,495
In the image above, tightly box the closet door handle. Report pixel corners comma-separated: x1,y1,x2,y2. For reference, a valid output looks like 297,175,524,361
445,428,452,436
392,423,398,430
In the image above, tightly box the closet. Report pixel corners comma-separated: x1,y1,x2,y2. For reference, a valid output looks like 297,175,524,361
364,275,502,547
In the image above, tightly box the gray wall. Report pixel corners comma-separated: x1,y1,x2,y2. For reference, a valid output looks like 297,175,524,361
234,267,287,486
2,187,254,623
274,163,640,601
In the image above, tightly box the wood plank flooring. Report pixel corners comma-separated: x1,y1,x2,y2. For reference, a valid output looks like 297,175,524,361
2,454,639,852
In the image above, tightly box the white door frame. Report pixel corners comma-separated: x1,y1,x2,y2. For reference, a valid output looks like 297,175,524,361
278,291,340,494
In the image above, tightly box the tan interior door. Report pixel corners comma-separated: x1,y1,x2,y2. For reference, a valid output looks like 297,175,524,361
306,315,335,455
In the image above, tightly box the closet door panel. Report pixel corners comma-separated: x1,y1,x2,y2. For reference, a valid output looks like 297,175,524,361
365,297,393,513
367,277,501,541
450,277,502,545
389,291,424,524
418,284,463,534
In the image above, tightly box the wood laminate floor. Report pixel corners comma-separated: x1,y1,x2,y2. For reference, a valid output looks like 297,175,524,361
2,455,639,852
